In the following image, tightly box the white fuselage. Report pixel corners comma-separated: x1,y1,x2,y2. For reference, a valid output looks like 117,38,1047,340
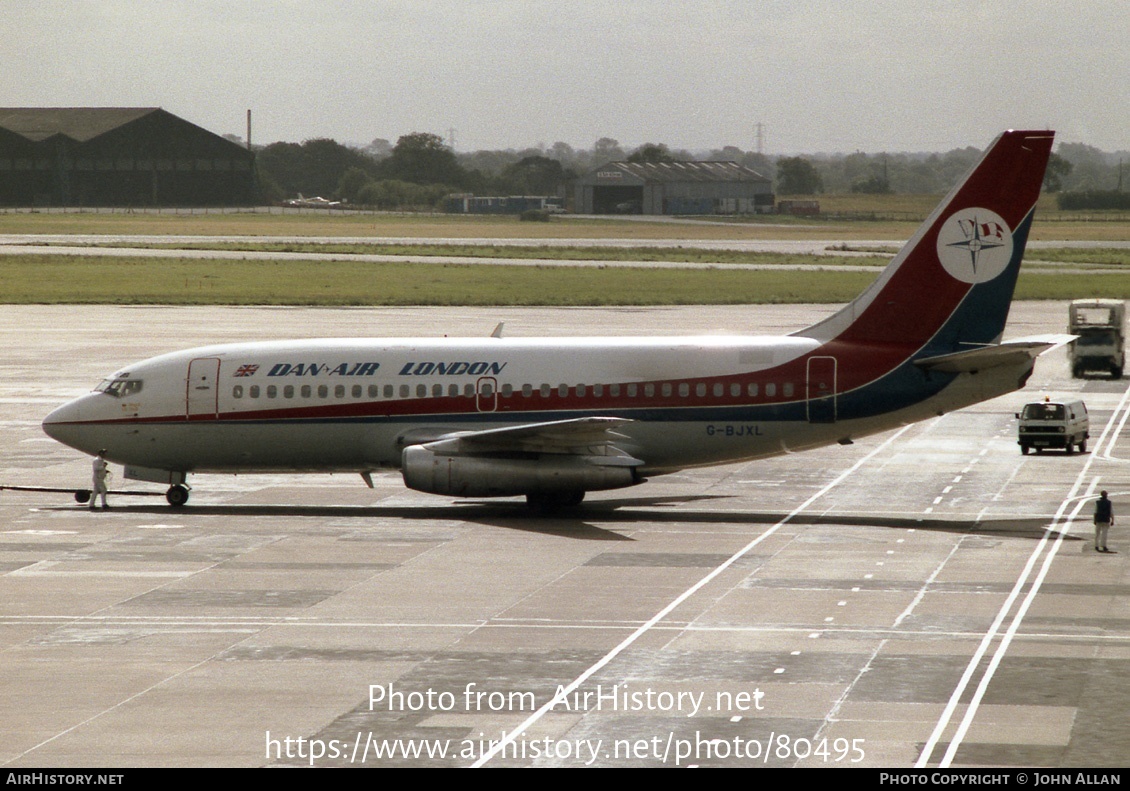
40,130,1057,507
42,333,1029,480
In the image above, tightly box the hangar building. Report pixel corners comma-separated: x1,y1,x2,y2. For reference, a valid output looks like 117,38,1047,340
0,107,256,207
574,160,773,215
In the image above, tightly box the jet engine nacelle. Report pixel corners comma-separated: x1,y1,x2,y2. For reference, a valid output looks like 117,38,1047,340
401,445,641,498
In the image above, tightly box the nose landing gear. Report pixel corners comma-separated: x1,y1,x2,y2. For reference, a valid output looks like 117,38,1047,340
166,484,190,507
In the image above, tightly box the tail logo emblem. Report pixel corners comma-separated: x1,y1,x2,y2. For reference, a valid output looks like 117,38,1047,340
935,207,1013,284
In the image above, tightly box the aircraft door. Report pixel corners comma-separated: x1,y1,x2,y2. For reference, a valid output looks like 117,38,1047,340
186,358,221,418
806,356,837,423
476,377,497,412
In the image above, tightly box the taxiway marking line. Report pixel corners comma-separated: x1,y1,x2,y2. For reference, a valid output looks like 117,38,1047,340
1099,386,1130,462
11,654,219,762
472,424,914,767
938,482,1097,768
5,615,1127,642
917,377,1130,767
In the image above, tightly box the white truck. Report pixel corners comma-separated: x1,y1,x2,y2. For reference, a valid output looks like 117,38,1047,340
1068,299,1125,379
1017,398,1090,455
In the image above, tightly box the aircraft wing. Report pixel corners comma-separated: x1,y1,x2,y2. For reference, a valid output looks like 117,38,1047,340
914,334,1076,374
417,416,643,466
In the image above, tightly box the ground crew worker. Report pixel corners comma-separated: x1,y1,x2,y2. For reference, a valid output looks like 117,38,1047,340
90,450,110,510
1093,490,1113,553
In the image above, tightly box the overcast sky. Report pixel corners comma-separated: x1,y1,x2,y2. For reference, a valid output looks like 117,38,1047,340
4,1,1126,155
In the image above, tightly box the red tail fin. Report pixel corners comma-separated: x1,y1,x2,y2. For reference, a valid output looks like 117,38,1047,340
799,130,1054,351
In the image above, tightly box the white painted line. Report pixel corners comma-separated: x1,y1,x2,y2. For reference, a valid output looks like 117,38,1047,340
3,529,78,535
940,484,1096,767
895,542,962,628
813,507,965,752
917,377,1130,768
10,569,193,578
472,425,914,767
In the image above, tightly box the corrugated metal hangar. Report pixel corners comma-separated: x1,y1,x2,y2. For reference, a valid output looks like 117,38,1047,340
0,107,256,207
574,160,773,215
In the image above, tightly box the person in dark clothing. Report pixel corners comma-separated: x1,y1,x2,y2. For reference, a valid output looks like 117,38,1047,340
1093,491,1113,552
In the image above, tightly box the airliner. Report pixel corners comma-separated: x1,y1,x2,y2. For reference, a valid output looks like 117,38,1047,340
43,130,1060,511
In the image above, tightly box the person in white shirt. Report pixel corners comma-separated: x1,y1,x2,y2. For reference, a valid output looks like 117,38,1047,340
90,449,110,510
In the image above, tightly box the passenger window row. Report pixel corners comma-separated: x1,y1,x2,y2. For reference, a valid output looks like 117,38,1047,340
230,380,796,401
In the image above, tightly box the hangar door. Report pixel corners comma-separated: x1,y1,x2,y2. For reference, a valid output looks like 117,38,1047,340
592,185,644,214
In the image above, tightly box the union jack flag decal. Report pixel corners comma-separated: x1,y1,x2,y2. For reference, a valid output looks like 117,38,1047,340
234,364,259,377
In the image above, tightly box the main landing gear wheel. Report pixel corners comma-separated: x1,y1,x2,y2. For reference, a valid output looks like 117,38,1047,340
526,490,585,513
166,484,190,507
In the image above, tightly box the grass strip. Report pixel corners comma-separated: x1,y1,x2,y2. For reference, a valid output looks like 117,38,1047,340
3,254,1129,305
1024,247,1129,266
0,254,877,305
4,205,1130,242
55,240,1129,268
80,240,890,267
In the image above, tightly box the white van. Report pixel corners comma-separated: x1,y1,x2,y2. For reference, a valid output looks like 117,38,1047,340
1017,399,1089,455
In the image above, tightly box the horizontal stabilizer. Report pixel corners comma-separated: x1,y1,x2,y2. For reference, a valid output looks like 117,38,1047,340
914,334,1076,374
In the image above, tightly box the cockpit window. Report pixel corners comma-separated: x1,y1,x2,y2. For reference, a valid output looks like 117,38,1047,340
97,378,143,397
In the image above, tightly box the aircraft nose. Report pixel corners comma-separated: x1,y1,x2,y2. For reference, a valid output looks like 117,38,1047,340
43,401,75,438
42,394,102,452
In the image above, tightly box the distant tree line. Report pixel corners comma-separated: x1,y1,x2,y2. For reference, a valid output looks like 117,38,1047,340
253,132,1129,209
1057,191,1130,210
